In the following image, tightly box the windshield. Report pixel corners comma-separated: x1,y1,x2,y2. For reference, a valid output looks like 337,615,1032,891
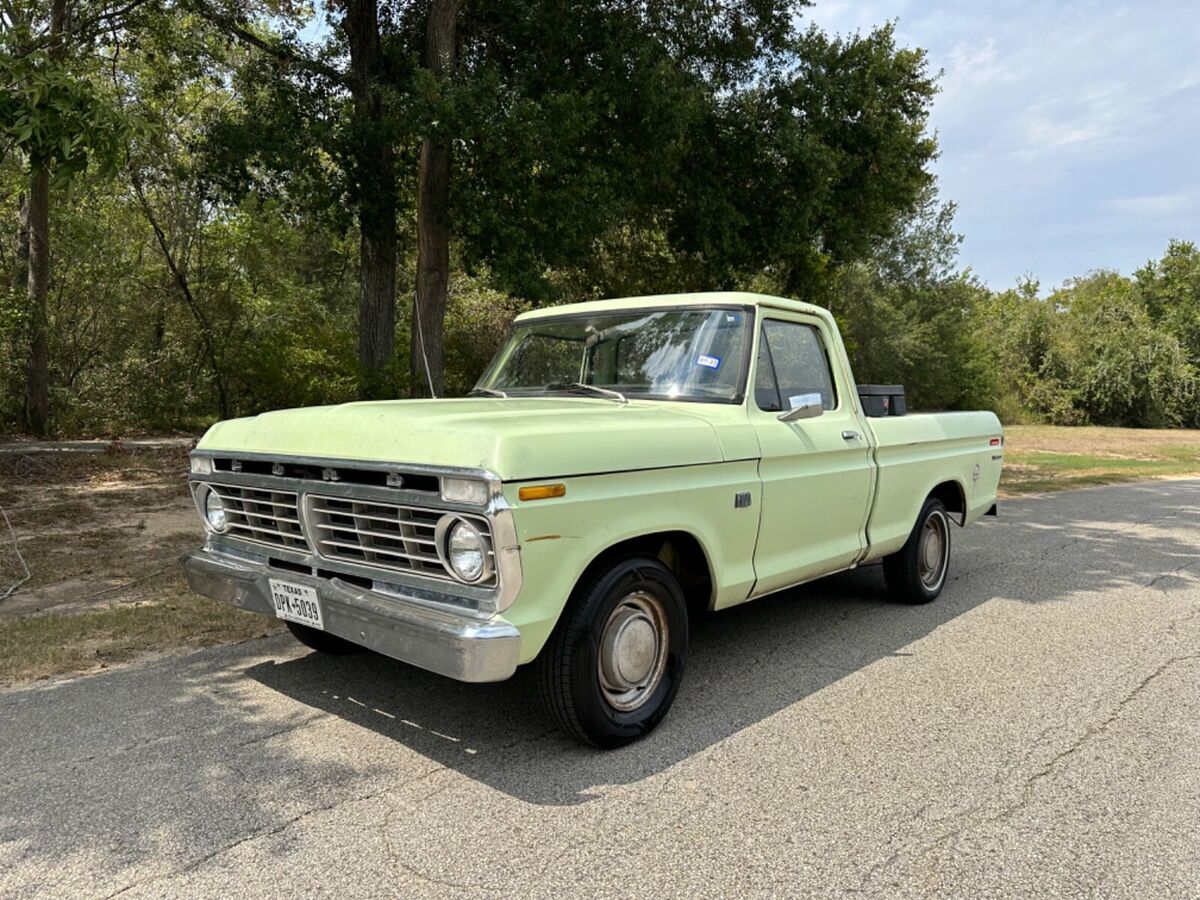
476,307,752,402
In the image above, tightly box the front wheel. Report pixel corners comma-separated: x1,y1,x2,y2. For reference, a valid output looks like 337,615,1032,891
537,556,688,748
286,621,362,655
883,497,952,604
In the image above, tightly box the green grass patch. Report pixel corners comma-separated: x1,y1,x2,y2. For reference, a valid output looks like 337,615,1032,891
1001,426,1200,495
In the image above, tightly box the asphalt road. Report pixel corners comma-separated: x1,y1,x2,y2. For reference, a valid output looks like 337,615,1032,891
2,481,1198,898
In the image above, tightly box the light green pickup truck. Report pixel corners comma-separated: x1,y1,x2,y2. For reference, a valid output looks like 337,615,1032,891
184,292,1002,747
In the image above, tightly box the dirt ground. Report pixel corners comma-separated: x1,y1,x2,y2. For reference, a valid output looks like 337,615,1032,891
0,447,194,616
0,445,280,683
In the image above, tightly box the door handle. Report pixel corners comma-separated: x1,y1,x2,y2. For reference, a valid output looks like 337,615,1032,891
842,430,861,441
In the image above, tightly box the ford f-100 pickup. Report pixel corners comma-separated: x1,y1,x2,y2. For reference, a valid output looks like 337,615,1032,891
183,292,1003,747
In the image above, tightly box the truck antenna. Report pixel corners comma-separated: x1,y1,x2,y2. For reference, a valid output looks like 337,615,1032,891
414,293,437,399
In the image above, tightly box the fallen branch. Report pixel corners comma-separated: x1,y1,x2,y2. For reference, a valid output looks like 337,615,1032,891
0,503,31,601
82,565,170,602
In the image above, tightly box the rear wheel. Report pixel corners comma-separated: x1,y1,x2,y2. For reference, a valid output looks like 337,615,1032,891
537,556,688,748
286,621,362,655
883,497,951,604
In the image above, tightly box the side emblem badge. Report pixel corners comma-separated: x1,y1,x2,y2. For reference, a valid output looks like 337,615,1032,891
734,491,752,509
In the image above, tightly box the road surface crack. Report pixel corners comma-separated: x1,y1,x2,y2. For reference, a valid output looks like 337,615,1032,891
854,652,1200,891
1012,652,1198,801
233,713,330,749
1146,559,1198,589
102,764,448,898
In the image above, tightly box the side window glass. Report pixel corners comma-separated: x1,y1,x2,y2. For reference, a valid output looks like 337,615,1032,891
754,331,782,410
755,320,837,412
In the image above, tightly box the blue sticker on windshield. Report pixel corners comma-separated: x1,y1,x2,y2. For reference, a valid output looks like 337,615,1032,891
697,354,721,369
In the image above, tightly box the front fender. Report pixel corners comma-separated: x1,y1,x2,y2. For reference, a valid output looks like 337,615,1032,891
501,460,761,664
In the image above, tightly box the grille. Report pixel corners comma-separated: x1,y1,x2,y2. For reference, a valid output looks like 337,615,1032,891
210,485,305,550
304,495,495,585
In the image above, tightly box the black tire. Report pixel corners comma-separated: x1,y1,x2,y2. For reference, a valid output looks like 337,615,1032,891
883,497,952,604
537,556,689,749
286,621,362,655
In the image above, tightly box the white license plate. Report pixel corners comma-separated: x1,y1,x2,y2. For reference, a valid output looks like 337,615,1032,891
269,579,324,629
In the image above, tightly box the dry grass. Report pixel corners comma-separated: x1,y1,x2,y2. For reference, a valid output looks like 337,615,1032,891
1001,425,1200,495
0,589,277,683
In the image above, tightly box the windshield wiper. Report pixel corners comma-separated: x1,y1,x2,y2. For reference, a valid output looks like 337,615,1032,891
468,387,508,399
545,382,628,404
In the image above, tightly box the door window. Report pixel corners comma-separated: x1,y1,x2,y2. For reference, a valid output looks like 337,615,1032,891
754,320,838,412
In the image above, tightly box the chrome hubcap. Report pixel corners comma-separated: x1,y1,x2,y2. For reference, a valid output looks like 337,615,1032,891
598,591,668,711
918,511,949,588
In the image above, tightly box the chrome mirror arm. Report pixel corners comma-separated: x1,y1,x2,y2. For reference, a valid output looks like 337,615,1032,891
777,403,823,422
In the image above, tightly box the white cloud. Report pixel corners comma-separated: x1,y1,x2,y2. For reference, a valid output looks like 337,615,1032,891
943,37,1008,88
1106,190,1199,220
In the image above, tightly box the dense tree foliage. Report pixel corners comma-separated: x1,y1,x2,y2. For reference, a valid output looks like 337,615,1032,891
983,246,1200,428
0,2,1196,435
195,1,937,397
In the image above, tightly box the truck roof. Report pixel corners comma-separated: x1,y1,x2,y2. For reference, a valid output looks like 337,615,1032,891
514,291,831,323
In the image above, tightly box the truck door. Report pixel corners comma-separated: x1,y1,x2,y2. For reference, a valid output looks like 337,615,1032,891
749,314,874,595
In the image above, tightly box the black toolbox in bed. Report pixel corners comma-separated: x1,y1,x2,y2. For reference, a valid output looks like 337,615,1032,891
857,384,907,417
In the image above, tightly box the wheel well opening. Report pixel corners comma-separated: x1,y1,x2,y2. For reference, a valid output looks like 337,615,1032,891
929,480,966,525
582,531,714,616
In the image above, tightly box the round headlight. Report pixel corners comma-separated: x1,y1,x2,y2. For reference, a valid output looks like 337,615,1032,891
446,519,487,583
203,488,228,532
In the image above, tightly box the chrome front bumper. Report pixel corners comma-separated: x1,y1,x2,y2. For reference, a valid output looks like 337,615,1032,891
182,548,522,682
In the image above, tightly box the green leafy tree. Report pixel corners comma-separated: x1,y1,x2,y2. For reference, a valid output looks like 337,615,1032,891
0,0,140,433
196,1,939,398
1136,239,1200,367
821,188,996,411
982,265,1198,428
1051,272,1196,427
981,278,1082,424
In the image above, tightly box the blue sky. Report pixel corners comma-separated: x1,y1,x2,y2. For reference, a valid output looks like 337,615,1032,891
804,0,1200,290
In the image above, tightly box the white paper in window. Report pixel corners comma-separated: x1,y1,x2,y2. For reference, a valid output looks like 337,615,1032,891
788,392,822,409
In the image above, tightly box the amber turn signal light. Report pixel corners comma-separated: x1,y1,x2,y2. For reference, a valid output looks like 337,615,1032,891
519,483,566,501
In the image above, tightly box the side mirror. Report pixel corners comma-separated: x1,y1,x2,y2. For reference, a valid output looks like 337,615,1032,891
777,401,823,422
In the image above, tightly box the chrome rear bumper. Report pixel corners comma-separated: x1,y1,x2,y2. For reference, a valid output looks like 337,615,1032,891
182,548,522,682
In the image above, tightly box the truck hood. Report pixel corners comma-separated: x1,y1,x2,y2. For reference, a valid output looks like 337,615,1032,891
197,398,731,481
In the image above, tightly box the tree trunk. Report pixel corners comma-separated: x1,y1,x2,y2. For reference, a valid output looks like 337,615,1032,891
13,193,28,292
342,0,397,397
23,0,68,435
25,165,50,435
358,201,396,385
411,0,460,398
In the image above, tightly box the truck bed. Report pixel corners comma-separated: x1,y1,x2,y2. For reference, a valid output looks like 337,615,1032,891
863,411,1003,560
